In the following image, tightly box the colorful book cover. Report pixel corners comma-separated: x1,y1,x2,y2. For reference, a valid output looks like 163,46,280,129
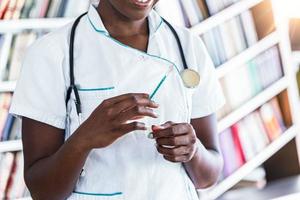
231,124,246,166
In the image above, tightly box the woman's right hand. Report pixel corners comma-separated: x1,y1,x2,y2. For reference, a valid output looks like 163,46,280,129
76,93,159,150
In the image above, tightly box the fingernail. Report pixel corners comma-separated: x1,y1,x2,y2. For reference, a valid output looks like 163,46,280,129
152,101,159,107
153,112,159,118
148,132,154,139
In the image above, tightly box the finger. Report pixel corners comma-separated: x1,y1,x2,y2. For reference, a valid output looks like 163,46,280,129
116,106,158,123
152,121,174,132
112,95,159,115
156,135,190,146
153,124,190,139
157,145,191,156
163,155,190,163
102,93,150,107
116,122,147,134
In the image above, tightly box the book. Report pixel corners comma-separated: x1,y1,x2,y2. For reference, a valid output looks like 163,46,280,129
20,0,34,18
205,0,225,15
12,0,26,19
1,114,15,141
5,152,26,199
221,64,254,109
180,0,202,27
269,98,286,131
0,34,13,81
8,32,37,81
9,117,21,140
218,20,238,60
0,93,12,139
196,0,209,19
259,101,283,141
0,152,15,199
201,29,222,66
56,0,69,17
242,112,270,153
227,17,247,53
220,129,241,177
247,60,263,95
45,0,62,18
0,0,10,19
240,10,258,46
231,124,246,165
233,122,256,161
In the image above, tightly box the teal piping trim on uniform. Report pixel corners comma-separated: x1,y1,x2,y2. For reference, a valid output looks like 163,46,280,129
78,87,115,92
73,191,123,196
155,17,163,33
87,15,180,74
150,75,167,100
87,15,108,34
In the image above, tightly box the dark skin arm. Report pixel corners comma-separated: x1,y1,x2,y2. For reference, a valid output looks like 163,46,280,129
153,115,223,189
22,94,159,200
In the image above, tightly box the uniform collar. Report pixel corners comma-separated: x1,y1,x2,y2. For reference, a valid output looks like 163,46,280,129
87,4,163,36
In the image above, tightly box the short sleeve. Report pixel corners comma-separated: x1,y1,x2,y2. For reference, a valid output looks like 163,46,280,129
9,36,67,129
190,36,225,119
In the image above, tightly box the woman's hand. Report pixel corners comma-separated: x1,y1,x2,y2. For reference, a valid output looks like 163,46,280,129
152,122,199,163
77,93,159,150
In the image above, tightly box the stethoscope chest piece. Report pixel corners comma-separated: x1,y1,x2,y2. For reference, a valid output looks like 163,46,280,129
180,69,200,88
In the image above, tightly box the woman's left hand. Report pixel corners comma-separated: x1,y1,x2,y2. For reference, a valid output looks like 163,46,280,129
151,122,199,163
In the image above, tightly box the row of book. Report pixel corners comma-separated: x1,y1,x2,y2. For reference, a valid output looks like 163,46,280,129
201,10,258,66
218,46,283,119
156,0,259,66
0,151,27,199
0,93,21,142
0,31,43,81
155,0,242,28
220,97,286,177
0,0,90,19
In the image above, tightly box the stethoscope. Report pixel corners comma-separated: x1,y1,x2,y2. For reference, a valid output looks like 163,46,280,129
65,12,201,121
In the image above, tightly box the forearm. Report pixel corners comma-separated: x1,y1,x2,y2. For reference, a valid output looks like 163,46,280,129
25,130,90,200
183,142,223,189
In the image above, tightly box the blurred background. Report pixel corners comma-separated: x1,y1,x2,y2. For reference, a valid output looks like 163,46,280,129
0,0,300,199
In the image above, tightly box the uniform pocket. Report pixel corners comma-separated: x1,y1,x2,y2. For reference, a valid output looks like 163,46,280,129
72,87,116,121
68,191,124,200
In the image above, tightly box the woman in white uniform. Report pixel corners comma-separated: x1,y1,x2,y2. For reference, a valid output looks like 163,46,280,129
10,0,225,199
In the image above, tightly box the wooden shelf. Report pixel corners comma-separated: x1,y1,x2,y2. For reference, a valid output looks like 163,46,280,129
190,0,263,35
0,81,17,92
216,31,279,78
0,18,73,33
199,125,299,200
0,140,22,153
218,77,289,133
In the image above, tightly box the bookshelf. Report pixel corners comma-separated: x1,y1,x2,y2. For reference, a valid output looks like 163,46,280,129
0,81,16,92
216,31,279,78
190,0,264,35
0,140,22,153
217,77,289,133
1,0,300,199
0,18,73,33
199,125,299,200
